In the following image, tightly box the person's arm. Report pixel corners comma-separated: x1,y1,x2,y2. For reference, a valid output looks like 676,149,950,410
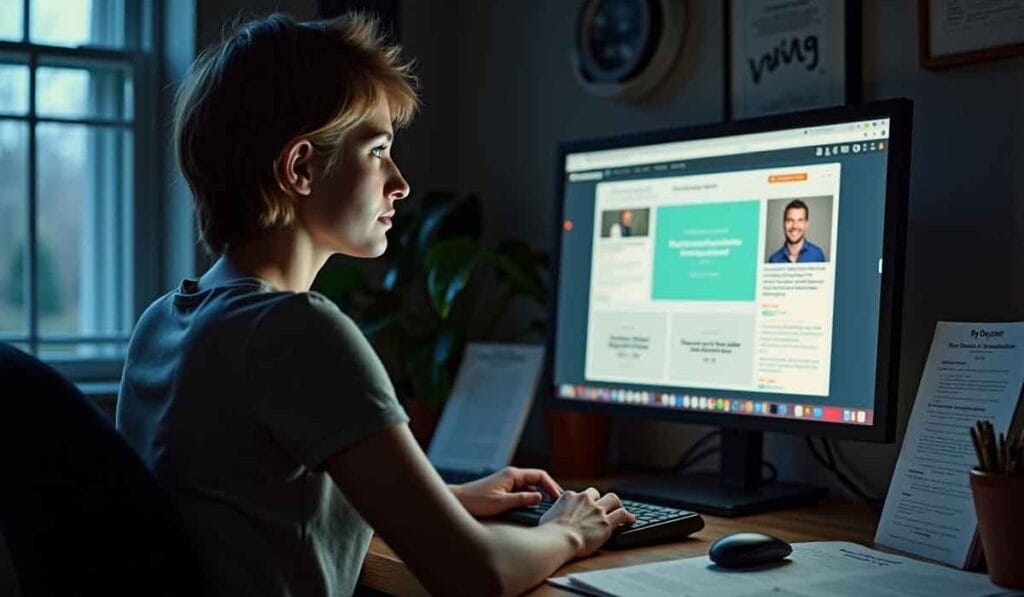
325,423,632,596
449,467,563,518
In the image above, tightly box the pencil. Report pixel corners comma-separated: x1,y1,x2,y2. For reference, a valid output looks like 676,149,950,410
998,431,1007,473
970,426,986,472
979,421,995,473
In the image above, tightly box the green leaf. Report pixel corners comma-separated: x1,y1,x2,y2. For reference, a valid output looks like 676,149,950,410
405,328,464,404
492,239,548,305
381,192,484,292
381,264,401,292
415,191,460,262
425,237,483,320
430,328,465,403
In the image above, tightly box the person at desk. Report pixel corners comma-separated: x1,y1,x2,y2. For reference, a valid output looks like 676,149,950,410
767,199,827,263
115,12,633,597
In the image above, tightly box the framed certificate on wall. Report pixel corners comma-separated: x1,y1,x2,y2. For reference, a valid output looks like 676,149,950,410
919,0,1024,68
727,0,861,119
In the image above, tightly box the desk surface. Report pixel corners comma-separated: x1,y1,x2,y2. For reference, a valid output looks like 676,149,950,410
359,500,879,595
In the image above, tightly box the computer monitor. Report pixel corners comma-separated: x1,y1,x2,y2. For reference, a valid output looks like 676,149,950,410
549,99,912,515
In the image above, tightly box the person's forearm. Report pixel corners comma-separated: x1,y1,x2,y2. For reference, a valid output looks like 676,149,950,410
479,522,582,596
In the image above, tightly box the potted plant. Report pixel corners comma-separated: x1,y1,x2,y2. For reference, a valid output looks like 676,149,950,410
313,191,548,445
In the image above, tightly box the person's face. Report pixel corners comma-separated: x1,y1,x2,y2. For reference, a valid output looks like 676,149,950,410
620,210,633,226
783,206,807,244
304,99,410,258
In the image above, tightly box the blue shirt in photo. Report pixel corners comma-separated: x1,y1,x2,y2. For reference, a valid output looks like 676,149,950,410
768,239,826,263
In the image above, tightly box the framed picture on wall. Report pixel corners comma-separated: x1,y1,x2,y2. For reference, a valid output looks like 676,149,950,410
919,0,1024,69
726,0,861,120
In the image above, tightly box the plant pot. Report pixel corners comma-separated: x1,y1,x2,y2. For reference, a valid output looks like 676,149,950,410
545,409,610,479
969,469,1024,589
404,398,443,449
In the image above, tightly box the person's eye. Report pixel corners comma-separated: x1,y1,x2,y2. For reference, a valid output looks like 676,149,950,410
370,144,389,159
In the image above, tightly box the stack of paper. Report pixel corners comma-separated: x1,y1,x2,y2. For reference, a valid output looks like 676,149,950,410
548,542,1004,597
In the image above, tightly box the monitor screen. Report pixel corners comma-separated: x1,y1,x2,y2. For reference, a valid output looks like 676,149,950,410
551,101,910,442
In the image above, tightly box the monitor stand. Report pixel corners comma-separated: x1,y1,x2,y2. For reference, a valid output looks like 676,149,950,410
612,428,827,517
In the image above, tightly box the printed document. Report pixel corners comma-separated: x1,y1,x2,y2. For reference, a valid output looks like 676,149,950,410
427,343,544,473
875,321,1024,567
547,541,1003,596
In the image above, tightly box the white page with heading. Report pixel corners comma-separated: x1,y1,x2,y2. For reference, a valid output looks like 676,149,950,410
428,343,544,473
875,321,1024,568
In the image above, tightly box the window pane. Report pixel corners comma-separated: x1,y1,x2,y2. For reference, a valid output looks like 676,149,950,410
0,121,27,334
0,63,30,115
39,341,127,360
0,0,23,41
30,0,127,48
37,63,133,120
36,123,132,339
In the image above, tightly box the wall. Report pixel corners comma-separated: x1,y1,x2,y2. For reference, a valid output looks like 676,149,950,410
195,0,316,50
394,0,1024,498
185,1,1024,498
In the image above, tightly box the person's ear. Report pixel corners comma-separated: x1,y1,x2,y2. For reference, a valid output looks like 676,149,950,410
279,138,316,196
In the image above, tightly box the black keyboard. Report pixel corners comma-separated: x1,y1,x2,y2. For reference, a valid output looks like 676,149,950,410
498,495,704,550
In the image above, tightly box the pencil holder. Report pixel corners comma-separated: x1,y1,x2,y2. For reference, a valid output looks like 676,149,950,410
969,469,1024,589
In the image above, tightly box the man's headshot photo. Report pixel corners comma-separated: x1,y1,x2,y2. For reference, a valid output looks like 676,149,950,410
601,207,650,238
765,197,832,264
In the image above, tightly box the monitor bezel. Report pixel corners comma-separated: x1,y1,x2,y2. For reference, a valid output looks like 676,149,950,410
546,99,912,443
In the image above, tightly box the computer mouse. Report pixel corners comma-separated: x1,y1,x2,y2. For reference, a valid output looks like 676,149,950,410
708,532,792,568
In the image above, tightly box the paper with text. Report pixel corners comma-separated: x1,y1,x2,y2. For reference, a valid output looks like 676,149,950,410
548,541,1002,597
427,343,544,474
875,321,1024,567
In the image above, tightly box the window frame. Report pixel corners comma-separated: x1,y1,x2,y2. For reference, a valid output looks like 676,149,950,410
0,0,162,381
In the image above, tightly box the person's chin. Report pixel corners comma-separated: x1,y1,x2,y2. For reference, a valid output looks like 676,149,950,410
334,238,387,259
365,237,388,258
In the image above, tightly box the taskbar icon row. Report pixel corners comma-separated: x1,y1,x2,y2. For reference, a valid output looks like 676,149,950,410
556,384,873,425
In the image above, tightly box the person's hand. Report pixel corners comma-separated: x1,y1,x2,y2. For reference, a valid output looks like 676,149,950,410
539,487,635,558
451,467,563,517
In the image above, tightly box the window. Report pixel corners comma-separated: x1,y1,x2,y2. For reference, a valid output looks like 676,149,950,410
0,0,156,378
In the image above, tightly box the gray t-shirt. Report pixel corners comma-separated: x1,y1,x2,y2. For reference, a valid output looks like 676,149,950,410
116,278,408,597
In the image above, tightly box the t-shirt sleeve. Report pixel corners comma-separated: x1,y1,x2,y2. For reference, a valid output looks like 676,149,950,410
249,292,408,471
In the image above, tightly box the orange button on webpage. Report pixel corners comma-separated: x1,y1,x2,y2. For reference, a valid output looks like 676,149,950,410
768,172,808,183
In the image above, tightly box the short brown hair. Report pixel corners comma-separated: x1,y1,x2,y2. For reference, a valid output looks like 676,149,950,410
784,199,809,219
173,12,418,255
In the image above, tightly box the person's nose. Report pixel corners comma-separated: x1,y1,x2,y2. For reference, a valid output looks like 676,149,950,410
386,162,410,201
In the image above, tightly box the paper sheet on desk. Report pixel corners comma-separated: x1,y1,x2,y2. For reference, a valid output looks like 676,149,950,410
427,343,544,473
547,542,1007,597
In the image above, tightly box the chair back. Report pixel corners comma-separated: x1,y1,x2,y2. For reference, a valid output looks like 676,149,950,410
0,343,206,596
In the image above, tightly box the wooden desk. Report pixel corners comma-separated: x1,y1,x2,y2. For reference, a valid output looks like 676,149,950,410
359,500,879,595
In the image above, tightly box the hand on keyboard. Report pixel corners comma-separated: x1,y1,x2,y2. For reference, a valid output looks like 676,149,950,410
499,490,705,550
539,488,636,557
450,466,564,517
